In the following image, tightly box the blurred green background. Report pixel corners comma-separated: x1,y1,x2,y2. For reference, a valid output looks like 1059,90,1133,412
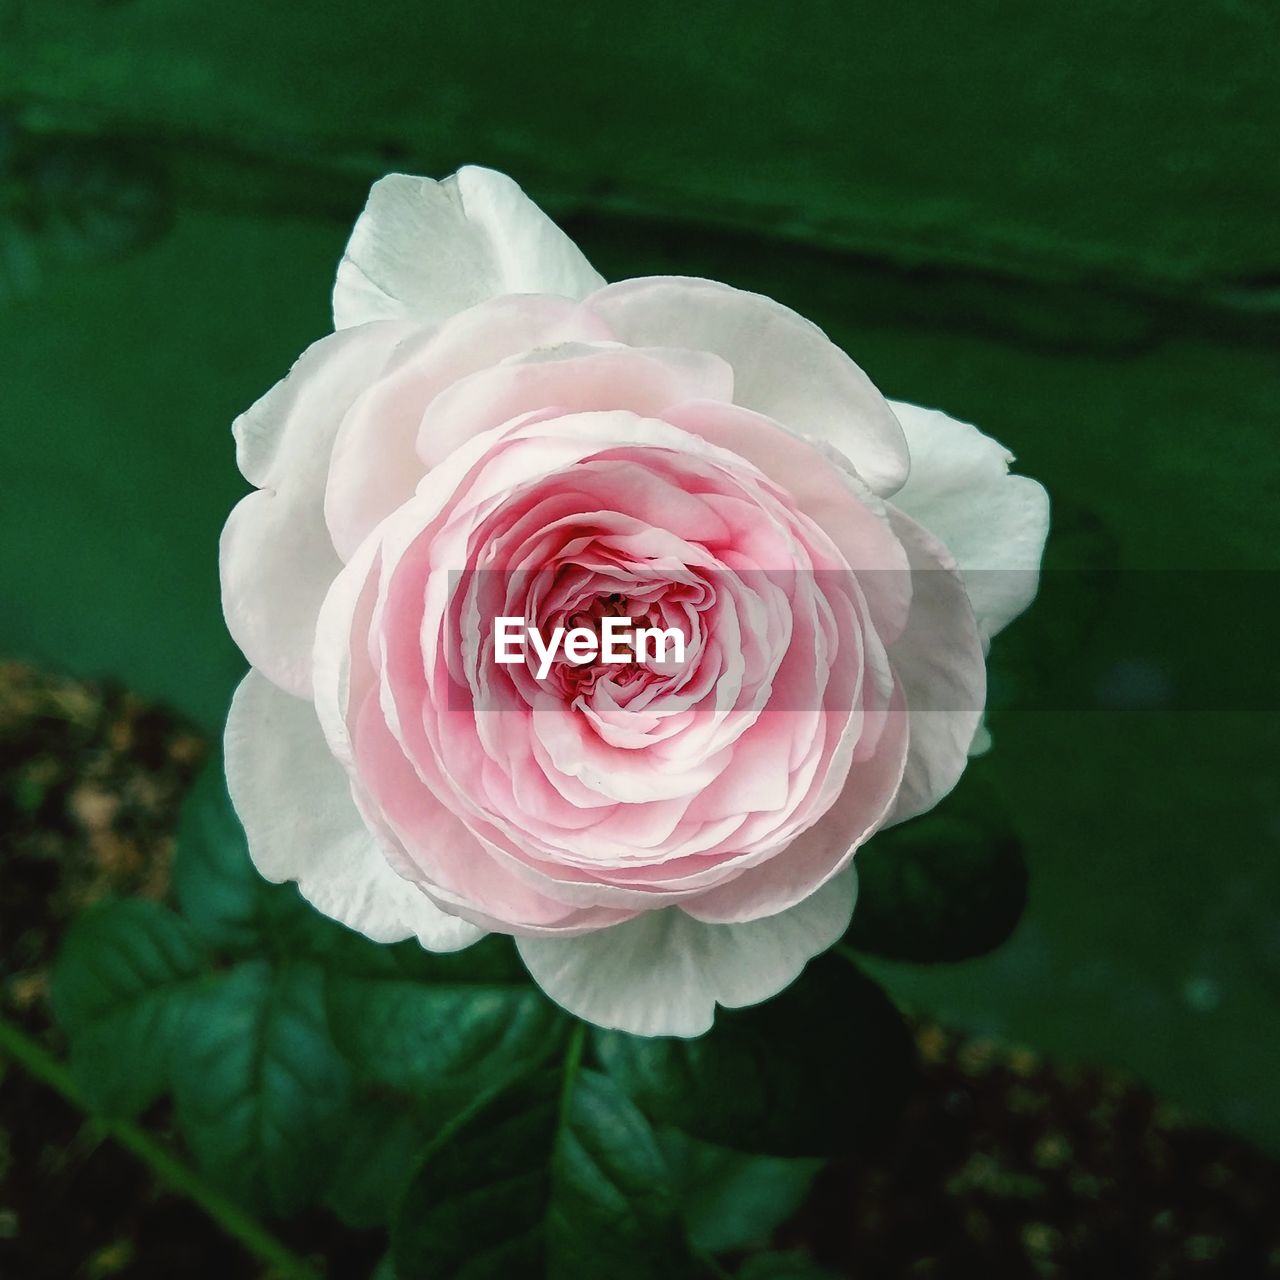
2,0,1278,1150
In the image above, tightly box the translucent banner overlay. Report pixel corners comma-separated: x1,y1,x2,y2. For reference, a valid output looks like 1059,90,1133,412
437,569,1280,713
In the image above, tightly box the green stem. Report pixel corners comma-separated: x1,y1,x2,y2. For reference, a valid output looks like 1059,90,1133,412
0,1015,321,1280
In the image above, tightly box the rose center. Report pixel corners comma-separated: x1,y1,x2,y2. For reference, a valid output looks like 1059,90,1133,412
559,593,655,692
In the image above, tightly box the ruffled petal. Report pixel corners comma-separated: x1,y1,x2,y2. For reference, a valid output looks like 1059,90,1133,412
324,295,611,560
679,688,906,924
221,321,412,697
224,669,484,951
883,509,987,823
515,867,856,1037
333,167,604,330
585,277,909,496
416,341,735,468
889,401,1049,646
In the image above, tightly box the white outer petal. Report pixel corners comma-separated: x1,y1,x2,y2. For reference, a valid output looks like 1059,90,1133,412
884,509,986,824
221,321,413,698
224,669,484,952
516,867,857,1037
584,276,909,496
333,167,605,330
889,400,1050,646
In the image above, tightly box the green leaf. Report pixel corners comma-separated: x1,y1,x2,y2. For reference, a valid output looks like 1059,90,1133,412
325,937,568,1100
845,792,1028,962
738,1253,842,1280
173,754,374,959
595,955,913,1157
322,1093,432,1229
657,1128,821,1255
393,1058,703,1279
171,960,353,1216
172,758,276,952
51,899,206,1116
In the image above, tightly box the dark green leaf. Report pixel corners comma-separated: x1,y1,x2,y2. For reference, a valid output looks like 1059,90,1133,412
393,1063,701,1280
173,757,277,952
323,1093,432,1229
171,960,352,1215
173,754,376,959
658,1128,821,1254
595,955,913,1157
845,793,1028,962
325,937,567,1099
51,899,206,1116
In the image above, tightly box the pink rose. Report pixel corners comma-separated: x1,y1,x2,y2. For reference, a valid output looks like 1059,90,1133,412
221,167,1048,1036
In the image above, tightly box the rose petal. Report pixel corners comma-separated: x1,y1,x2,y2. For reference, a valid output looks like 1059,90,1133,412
883,508,987,823
679,684,907,924
516,867,857,1036
585,276,909,496
333,167,604,330
889,400,1050,646
416,342,735,468
661,398,913,645
225,669,483,951
221,321,413,696
325,295,611,560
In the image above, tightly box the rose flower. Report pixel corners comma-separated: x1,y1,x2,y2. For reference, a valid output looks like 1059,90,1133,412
221,168,1048,1035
